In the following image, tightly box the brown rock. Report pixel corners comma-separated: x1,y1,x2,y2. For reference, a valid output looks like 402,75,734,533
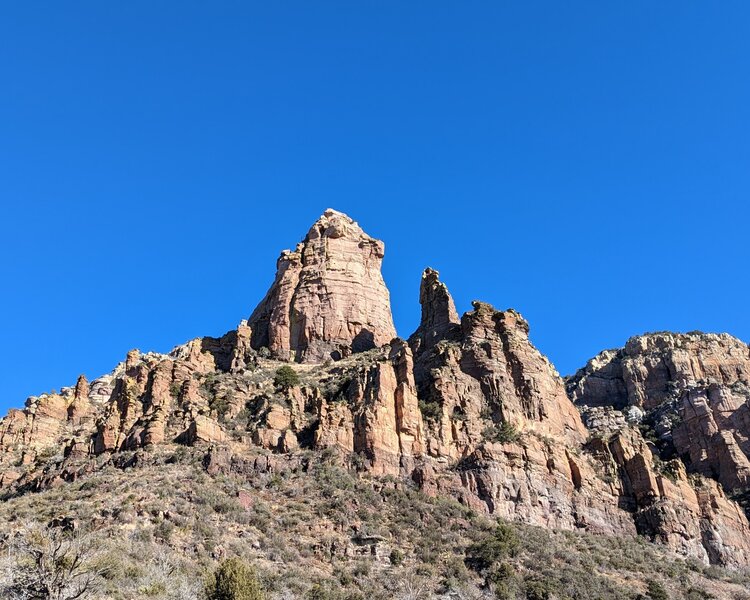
3,212,750,570
591,426,750,567
73,375,89,402
414,301,587,457
569,332,750,492
29,394,68,449
408,268,461,356
569,332,750,411
230,320,253,373
67,375,92,426
252,403,292,451
310,340,425,475
248,209,397,363
355,340,425,475
187,415,227,445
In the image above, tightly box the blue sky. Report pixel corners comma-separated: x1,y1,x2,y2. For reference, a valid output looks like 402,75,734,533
1,2,749,411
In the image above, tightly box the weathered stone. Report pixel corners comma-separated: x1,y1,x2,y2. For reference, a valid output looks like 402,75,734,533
590,427,750,567
408,268,460,356
248,209,396,363
186,415,227,445
29,394,67,449
230,320,253,373
569,332,750,493
311,340,425,476
2,211,750,570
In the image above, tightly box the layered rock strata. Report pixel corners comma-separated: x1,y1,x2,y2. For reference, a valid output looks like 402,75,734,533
568,333,750,492
248,209,396,363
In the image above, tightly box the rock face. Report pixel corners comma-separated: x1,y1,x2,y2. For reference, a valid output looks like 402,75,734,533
2,213,750,569
248,209,397,363
311,340,426,476
568,332,750,492
408,268,460,356
584,418,750,567
411,287,588,458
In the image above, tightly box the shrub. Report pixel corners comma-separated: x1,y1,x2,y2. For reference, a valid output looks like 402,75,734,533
418,399,442,422
305,581,348,600
646,579,669,600
481,421,519,444
211,395,231,421
204,558,265,600
389,548,404,566
487,562,519,599
274,366,300,390
465,522,520,572
1,524,111,600
525,577,555,600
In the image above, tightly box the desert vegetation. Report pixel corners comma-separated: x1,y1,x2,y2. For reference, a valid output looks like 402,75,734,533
1,443,749,599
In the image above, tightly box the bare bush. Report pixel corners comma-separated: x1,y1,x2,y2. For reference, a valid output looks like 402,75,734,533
0,523,110,600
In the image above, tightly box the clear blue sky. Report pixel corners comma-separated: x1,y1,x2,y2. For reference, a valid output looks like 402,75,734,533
2,3,749,411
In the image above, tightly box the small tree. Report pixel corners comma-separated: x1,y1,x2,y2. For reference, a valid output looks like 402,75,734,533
273,366,299,390
204,558,264,600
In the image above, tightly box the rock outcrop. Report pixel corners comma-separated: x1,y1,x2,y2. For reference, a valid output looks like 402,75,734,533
309,340,426,476
583,421,750,567
411,289,588,458
568,332,750,492
408,268,460,356
248,209,397,363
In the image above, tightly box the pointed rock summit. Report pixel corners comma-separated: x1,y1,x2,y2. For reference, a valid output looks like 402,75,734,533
408,268,460,355
248,209,397,362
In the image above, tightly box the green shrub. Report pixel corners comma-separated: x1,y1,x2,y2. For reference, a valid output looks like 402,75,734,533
204,557,265,600
465,522,520,572
389,548,404,566
418,398,442,422
646,579,669,600
211,395,231,421
524,577,555,600
482,421,519,444
274,366,300,390
305,581,347,600
487,562,519,599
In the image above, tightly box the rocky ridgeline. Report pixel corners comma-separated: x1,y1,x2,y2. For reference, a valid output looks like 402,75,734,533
1,210,750,568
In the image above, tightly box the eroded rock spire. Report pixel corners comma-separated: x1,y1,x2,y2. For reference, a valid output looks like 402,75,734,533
248,209,397,363
408,267,460,355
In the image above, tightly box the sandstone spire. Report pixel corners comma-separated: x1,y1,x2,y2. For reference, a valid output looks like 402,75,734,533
408,267,460,355
73,374,89,402
248,209,397,363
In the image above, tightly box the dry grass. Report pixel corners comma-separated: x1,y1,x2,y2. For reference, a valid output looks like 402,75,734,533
1,444,749,599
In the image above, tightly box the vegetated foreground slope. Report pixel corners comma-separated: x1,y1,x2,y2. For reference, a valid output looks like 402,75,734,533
1,444,749,599
1,209,750,599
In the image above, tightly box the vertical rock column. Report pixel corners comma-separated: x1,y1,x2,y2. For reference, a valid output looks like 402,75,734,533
248,209,397,363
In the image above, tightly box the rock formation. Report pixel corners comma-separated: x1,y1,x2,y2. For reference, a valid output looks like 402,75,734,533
408,268,460,356
1,211,750,569
247,209,397,363
568,332,750,492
